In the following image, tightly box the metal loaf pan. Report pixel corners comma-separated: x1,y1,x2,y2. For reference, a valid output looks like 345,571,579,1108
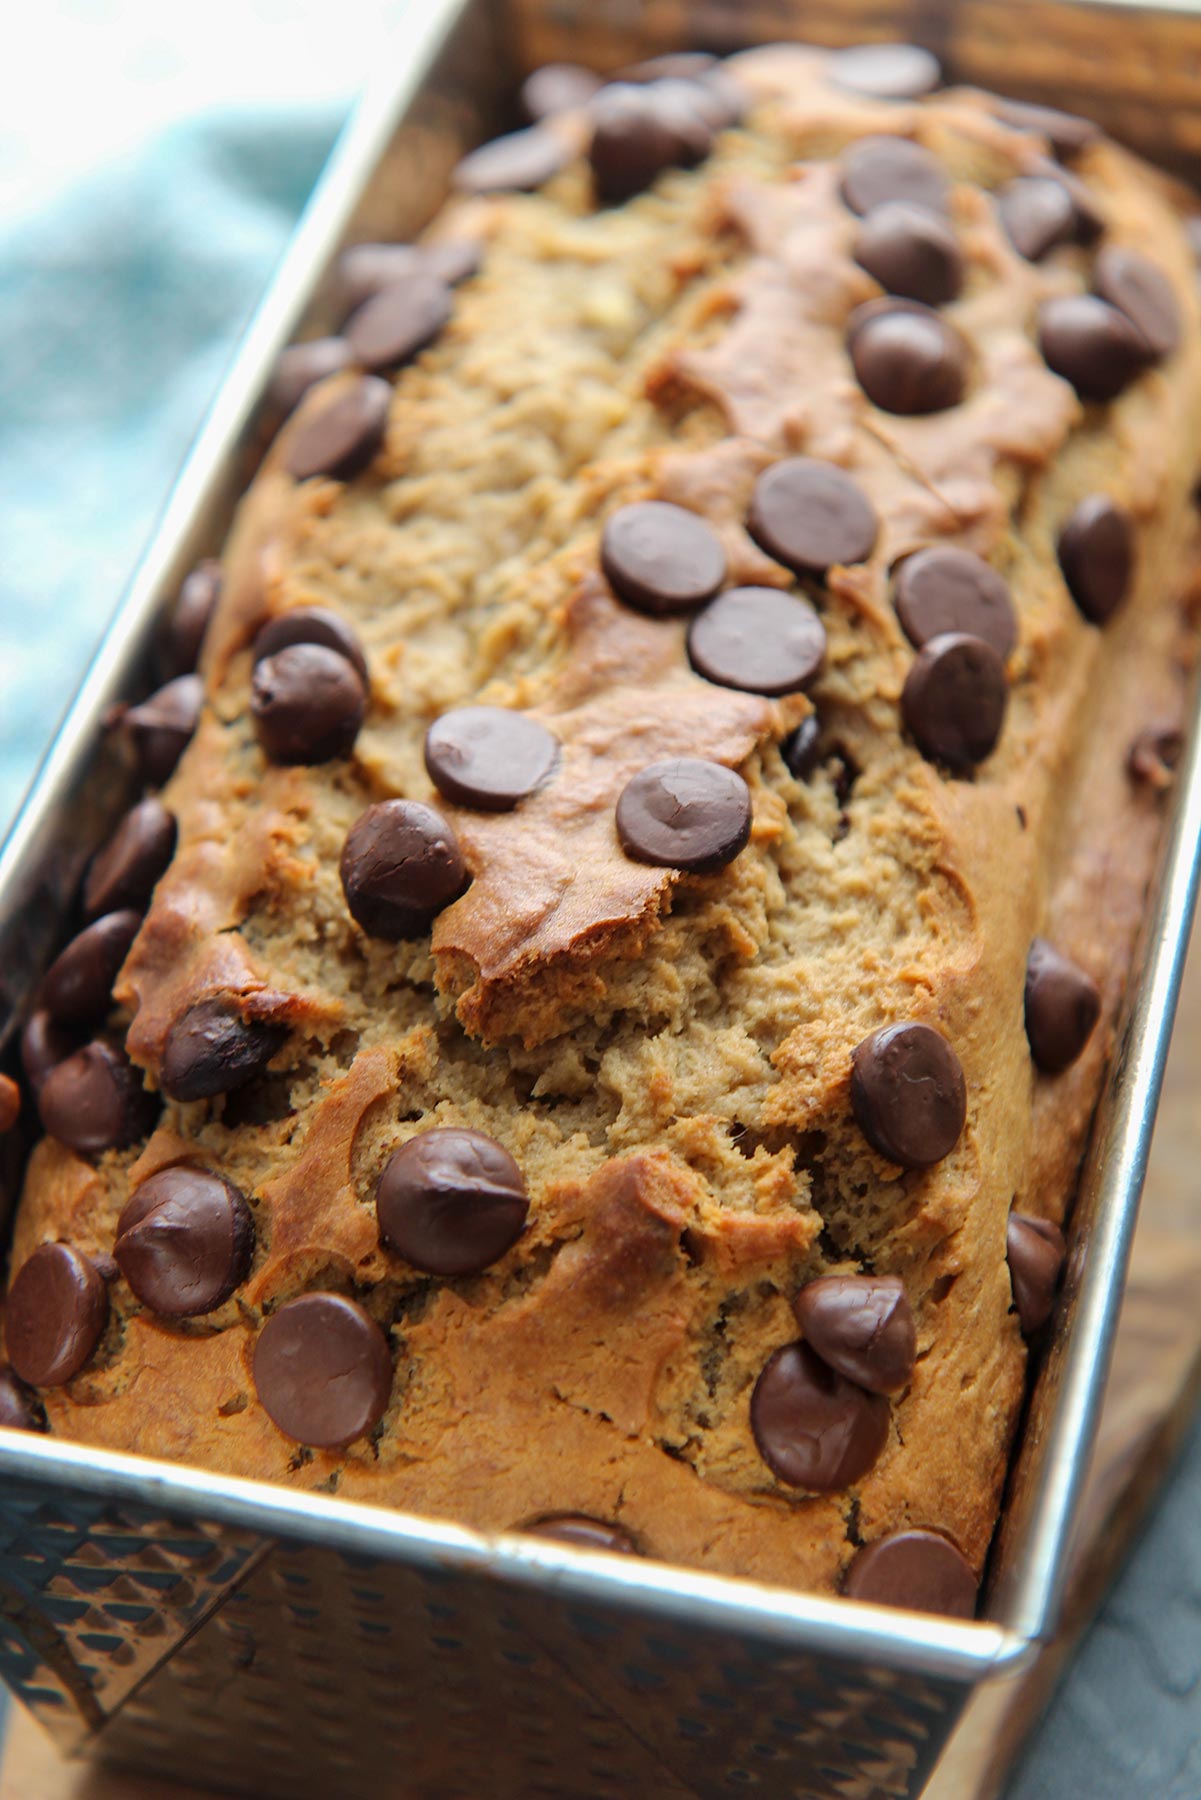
1,1,1200,1794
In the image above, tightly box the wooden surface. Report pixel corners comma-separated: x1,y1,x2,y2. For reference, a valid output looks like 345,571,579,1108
4,916,1200,1800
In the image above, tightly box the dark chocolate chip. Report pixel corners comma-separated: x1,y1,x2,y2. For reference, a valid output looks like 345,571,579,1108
780,713,822,780
793,1275,916,1394
748,457,878,576
424,706,560,811
522,62,604,120
851,1022,966,1167
640,80,718,162
83,798,177,919
688,587,826,695
340,800,468,940
589,84,701,203
901,631,1008,768
1037,159,1104,244
1128,725,1183,790
1007,1211,1067,1334
893,548,1017,659
38,1041,156,1154
337,240,480,314
265,338,354,425
0,1367,44,1431
253,1294,392,1449
827,42,942,101
1024,938,1101,1073
160,1000,288,1103
251,644,367,765
615,758,751,873
523,1515,639,1554
601,500,727,615
41,910,141,1025
252,605,369,685
751,1341,889,1491
125,674,203,787
1094,245,1180,359
5,1244,109,1388
377,1127,529,1276
344,271,453,374
115,1166,254,1318
997,176,1077,262
21,1009,82,1092
166,559,221,677
852,202,964,306
1037,295,1150,401
453,124,573,195
992,96,1100,159
839,137,949,219
618,51,718,83
285,375,392,483
843,1529,978,1616
0,1075,18,1135
1057,494,1134,624
660,69,745,131
848,300,969,414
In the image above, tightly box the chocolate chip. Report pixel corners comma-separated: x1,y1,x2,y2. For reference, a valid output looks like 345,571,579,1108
41,910,141,1025
851,1022,966,1167
641,80,719,159
893,548,1017,659
992,97,1099,159
251,644,367,765
265,338,353,425
337,240,481,313
1094,246,1180,359
160,999,288,1103
1007,1211,1067,1334
839,137,949,219
748,457,878,576
843,1529,977,1616
600,501,727,615
997,177,1077,262
83,798,177,919
1037,295,1149,401
1024,938,1101,1073
901,631,1008,768
615,758,751,873
619,52,718,83
115,1167,254,1318
285,375,391,482
659,70,744,131
38,1041,156,1154
1128,725,1183,790
793,1275,916,1394
828,42,942,100
688,587,826,695
588,84,702,203
852,202,963,306
424,706,560,811
751,1341,889,1491
453,124,573,195
21,1009,82,1091
125,674,203,787
0,1075,18,1135
252,606,369,685
780,713,821,780
254,1293,392,1449
0,1366,44,1430
340,800,468,940
522,62,603,120
848,300,969,414
344,271,452,374
1057,494,1134,623
166,559,221,677
377,1127,529,1276
5,1244,109,1388
1038,159,1104,245
523,1516,639,1554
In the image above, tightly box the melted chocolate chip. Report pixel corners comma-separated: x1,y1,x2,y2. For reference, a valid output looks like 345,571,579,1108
750,1341,889,1491
843,1529,977,1616
21,1009,82,1091
688,587,826,695
1094,245,1180,359
852,202,964,306
997,176,1077,262
252,606,368,685
522,62,603,120
453,124,573,195
41,910,141,1025
848,300,969,414
893,548,1017,660
340,800,468,940
125,674,203,786
851,1022,966,1167
600,501,727,615
1128,725,1183,790
748,458,878,575
166,559,221,677
1007,1211,1067,1334
827,42,941,100
424,706,560,811
38,1042,156,1154
337,240,481,313
992,97,1099,159
1057,494,1134,624
6,1243,109,1387
377,1127,529,1276
254,1294,392,1449
901,631,1008,768
83,798,177,919
344,271,453,374
0,1366,44,1430
524,1515,639,1554
615,758,751,873
793,1275,916,1395
1038,295,1150,401
251,644,367,765
265,338,354,425
839,137,949,219
1024,938,1101,1073
589,84,705,203
160,1000,287,1103
285,375,391,482
115,1167,254,1318
780,713,822,780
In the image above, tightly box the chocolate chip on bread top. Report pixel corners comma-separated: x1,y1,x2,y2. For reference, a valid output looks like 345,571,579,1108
8,41,1200,1613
